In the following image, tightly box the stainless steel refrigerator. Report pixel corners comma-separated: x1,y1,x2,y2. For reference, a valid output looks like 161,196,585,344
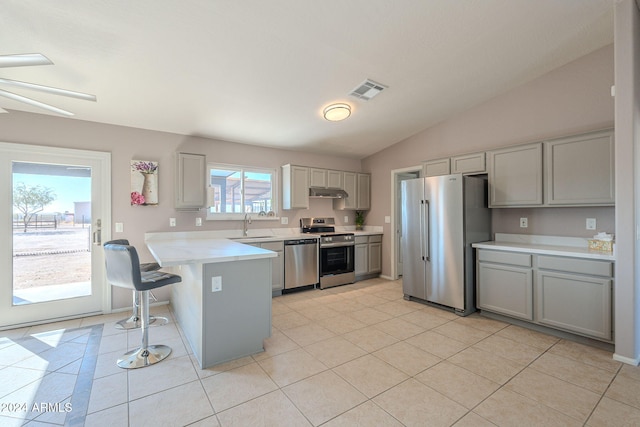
401,174,490,316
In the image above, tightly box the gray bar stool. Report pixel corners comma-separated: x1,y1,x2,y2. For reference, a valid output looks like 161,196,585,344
104,239,167,329
104,243,182,369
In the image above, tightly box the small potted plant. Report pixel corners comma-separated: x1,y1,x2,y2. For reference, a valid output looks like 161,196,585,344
355,211,365,231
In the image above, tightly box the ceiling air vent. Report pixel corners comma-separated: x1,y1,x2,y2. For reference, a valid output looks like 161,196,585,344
349,79,387,101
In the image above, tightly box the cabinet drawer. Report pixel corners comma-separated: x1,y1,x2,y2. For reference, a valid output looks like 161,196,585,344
261,241,284,251
368,234,382,243
537,256,612,277
355,236,368,244
478,250,531,267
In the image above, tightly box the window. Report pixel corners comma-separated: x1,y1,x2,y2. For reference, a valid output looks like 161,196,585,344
207,164,277,219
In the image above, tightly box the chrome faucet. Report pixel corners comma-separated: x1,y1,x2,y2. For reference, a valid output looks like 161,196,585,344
243,213,252,236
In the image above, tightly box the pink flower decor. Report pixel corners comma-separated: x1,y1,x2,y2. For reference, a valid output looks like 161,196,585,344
131,191,145,205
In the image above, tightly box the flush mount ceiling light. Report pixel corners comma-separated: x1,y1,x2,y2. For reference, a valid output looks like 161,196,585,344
323,103,351,121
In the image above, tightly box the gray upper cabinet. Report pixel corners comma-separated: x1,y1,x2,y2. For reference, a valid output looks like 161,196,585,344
309,168,327,188
310,168,343,189
327,170,343,189
544,129,615,206
334,172,370,210
357,173,371,210
282,164,309,209
488,143,543,207
423,158,450,177
175,152,206,210
451,152,486,174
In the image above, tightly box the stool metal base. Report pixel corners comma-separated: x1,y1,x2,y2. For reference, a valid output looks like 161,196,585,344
116,345,172,369
115,315,168,330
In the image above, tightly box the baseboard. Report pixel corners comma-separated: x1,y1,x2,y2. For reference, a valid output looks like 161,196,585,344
613,353,640,366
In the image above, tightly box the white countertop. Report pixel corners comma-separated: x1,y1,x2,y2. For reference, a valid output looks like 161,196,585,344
146,237,277,267
472,233,615,261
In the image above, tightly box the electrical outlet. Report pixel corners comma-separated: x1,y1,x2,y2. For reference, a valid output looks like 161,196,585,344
169,218,176,227
586,218,597,230
196,217,202,227
385,216,391,224
520,217,528,228
115,222,124,233
211,276,222,292
344,216,349,223
280,216,288,225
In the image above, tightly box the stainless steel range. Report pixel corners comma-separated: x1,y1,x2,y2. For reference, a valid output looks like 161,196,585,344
301,217,355,289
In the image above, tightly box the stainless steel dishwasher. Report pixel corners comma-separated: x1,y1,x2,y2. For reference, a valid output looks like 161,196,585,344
284,238,318,290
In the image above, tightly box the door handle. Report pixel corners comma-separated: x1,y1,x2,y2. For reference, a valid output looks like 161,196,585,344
92,219,102,246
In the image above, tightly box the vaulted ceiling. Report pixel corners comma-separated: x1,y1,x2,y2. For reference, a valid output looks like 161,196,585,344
0,1,616,158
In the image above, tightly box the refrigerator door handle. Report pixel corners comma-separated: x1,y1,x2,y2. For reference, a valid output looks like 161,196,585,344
422,200,430,261
425,200,430,261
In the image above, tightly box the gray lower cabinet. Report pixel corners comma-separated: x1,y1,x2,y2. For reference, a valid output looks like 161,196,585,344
536,255,612,340
355,234,382,280
476,248,613,341
248,241,284,296
477,251,533,320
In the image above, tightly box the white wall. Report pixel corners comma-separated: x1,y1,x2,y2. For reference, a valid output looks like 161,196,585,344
613,0,640,364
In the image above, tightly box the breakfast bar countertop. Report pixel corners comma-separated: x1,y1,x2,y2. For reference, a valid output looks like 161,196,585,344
145,235,276,267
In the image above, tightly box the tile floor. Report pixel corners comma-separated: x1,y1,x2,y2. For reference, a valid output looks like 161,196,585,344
1,278,640,426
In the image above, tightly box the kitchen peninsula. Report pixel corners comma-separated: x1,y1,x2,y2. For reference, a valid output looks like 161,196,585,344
145,232,277,369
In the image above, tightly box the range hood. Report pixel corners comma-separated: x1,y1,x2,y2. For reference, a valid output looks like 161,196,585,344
309,187,349,198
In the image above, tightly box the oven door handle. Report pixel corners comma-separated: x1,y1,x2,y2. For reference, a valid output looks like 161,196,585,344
320,242,355,248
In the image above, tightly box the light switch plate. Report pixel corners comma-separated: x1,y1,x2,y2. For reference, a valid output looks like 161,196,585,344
344,216,349,223
195,217,202,227
281,217,288,225
115,222,124,233
384,216,391,223
586,218,597,230
169,218,176,227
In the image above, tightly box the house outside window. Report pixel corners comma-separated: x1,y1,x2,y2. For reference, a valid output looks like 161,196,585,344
207,164,277,219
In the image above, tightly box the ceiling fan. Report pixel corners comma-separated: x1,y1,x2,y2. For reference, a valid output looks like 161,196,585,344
0,53,96,116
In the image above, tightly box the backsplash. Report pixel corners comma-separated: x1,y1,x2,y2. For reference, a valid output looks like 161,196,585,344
491,206,615,238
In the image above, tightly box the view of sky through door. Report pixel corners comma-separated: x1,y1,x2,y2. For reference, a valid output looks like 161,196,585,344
12,161,92,305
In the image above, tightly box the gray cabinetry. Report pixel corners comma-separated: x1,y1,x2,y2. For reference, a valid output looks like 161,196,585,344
355,234,382,280
544,129,615,206
357,173,371,210
334,172,371,210
423,158,450,177
355,236,368,277
282,164,309,209
368,235,382,274
248,241,284,296
176,152,206,209
476,248,613,341
327,170,343,189
488,143,543,207
536,256,612,340
451,152,486,174
477,250,533,320
309,168,327,188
